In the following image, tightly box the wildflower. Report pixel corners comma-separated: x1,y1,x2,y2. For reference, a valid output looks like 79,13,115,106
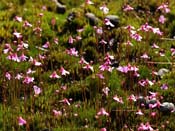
151,28,163,35
42,41,50,48
19,53,28,61
97,108,109,116
14,16,22,22
23,76,34,84
79,57,88,65
18,117,26,126
94,26,103,35
104,52,114,60
113,95,124,104
23,20,32,27
104,18,114,27
59,98,70,105
161,84,168,90
3,43,13,54
100,128,107,131
33,85,42,96
7,52,20,62
66,48,79,57
99,63,113,72
83,63,94,72
159,15,166,24
26,68,36,74
102,87,110,96
151,112,156,117
140,53,150,59
13,32,22,39
5,72,11,80
29,57,42,66
128,94,137,103
99,39,107,45
15,73,23,80
50,71,61,79
130,33,142,41
170,48,175,56
59,67,70,76
96,73,105,79
123,4,134,12
85,0,94,5
54,38,59,44
136,109,144,115
117,66,129,73
100,4,109,14
157,3,170,13
151,43,159,49
52,109,62,117
68,36,75,44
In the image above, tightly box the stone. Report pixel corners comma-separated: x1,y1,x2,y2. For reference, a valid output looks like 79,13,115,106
105,15,120,27
53,0,66,14
157,68,169,78
85,13,99,26
159,102,175,113
67,12,76,22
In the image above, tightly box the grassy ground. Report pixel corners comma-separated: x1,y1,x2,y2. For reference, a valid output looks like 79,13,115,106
0,0,175,131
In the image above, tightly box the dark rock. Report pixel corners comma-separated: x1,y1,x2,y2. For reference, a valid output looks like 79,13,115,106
67,12,76,22
55,1,66,14
85,13,99,26
105,15,120,27
110,60,119,68
157,68,169,78
159,102,175,113
135,96,146,107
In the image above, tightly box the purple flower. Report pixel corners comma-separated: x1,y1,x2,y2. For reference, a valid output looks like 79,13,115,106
18,116,26,126
161,84,168,90
159,15,166,24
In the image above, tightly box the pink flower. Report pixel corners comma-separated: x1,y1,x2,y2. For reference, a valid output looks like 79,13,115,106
100,128,107,131
96,73,105,79
113,95,124,104
23,20,32,27
102,87,110,96
29,57,42,66
170,48,175,56
5,72,11,80
7,52,20,62
123,5,134,12
18,116,26,126
130,33,142,41
14,16,22,22
85,0,94,5
104,53,114,60
151,112,156,117
157,3,170,13
50,71,61,79
97,108,109,116
26,68,36,74
117,66,129,73
104,18,114,27
99,63,113,72
53,109,62,117
160,83,168,90
59,67,70,76
128,94,137,103
83,63,94,72
100,4,109,14
151,28,163,35
15,73,23,80
13,32,22,39
151,43,159,49
3,43,13,54
42,41,50,48
94,26,103,35
23,76,34,84
136,109,144,115
66,48,79,57
99,39,107,45
59,98,70,106
140,53,150,59
68,36,75,44
54,38,59,45
159,15,166,24
33,85,42,96
19,53,28,61
79,57,88,65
